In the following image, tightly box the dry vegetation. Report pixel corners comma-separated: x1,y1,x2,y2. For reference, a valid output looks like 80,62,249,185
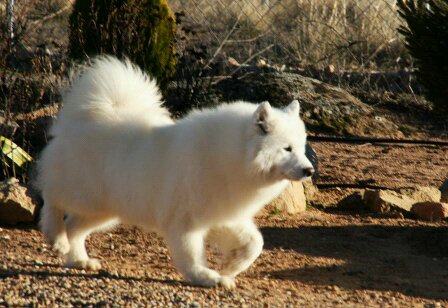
170,0,407,69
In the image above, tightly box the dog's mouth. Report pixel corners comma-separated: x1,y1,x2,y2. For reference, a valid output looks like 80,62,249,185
281,169,313,182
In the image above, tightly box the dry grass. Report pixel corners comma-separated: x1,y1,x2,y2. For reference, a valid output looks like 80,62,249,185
4,0,407,70
0,1,70,182
170,0,406,70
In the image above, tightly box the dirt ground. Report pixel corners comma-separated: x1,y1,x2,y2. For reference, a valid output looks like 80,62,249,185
0,141,447,307
311,141,448,206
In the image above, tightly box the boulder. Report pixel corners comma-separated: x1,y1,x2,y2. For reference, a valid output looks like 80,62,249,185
440,180,448,203
411,202,448,222
363,186,442,215
337,191,364,211
363,189,414,214
0,178,38,225
302,180,318,203
215,72,402,137
267,181,306,214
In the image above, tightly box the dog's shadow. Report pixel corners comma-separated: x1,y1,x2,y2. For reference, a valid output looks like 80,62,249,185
260,224,448,300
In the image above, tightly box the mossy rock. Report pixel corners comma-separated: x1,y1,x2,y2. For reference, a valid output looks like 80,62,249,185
215,72,375,135
69,0,176,92
215,72,406,137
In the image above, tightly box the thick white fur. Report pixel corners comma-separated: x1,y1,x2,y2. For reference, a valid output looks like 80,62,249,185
37,56,313,288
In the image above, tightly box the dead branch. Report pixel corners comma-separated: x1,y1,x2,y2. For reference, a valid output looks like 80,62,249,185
29,4,72,26
204,12,243,69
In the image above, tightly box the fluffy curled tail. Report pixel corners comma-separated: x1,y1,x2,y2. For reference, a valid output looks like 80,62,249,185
51,56,173,137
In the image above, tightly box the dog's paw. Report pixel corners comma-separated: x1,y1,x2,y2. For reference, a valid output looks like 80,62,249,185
65,258,102,271
52,236,70,255
219,276,236,290
188,267,222,287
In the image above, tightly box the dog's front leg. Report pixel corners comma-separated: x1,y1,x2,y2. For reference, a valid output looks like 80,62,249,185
209,220,264,279
165,228,235,289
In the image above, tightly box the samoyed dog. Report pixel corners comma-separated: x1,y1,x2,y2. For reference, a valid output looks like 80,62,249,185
37,56,314,289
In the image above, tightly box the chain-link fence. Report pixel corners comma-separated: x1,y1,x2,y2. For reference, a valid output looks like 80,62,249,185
170,0,408,73
2,0,409,73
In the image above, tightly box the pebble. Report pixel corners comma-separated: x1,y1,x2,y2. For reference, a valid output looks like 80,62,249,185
0,226,444,307
191,301,201,308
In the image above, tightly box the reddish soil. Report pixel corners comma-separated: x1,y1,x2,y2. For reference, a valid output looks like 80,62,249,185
0,141,447,306
311,141,447,206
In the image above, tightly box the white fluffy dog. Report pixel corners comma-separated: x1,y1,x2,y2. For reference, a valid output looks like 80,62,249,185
37,56,314,288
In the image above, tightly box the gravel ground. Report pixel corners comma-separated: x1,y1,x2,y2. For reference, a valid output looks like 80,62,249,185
1,141,447,307
0,211,447,307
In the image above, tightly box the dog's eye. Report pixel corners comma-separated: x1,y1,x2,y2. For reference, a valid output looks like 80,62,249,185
283,146,292,152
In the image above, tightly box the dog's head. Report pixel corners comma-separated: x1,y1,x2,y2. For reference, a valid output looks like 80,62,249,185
248,100,314,181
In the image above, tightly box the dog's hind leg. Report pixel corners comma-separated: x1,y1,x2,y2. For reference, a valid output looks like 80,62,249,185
208,220,263,279
165,228,235,289
39,203,70,255
64,214,118,271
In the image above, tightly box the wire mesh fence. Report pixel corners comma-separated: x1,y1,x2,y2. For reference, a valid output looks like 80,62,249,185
1,0,410,75
170,0,409,73
2,0,407,67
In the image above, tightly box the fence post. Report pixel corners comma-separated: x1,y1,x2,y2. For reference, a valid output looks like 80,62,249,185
6,0,15,42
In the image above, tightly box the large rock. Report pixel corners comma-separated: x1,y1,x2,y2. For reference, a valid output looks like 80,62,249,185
411,202,448,222
399,186,441,203
363,189,415,214
440,180,448,203
363,186,442,215
267,181,306,214
215,72,402,137
0,178,38,225
302,180,318,203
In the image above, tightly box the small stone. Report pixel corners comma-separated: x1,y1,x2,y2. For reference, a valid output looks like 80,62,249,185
0,178,39,225
324,64,335,74
228,57,240,67
257,59,267,67
363,189,414,214
411,202,448,221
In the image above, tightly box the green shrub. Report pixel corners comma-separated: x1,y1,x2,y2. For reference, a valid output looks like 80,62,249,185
397,0,448,114
69,0,176,92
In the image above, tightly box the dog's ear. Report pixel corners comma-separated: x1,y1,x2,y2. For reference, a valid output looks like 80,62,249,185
253,101,272,134
284,100,300,117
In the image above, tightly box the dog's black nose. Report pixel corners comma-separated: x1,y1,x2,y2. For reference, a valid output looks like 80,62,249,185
303,168,315,177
